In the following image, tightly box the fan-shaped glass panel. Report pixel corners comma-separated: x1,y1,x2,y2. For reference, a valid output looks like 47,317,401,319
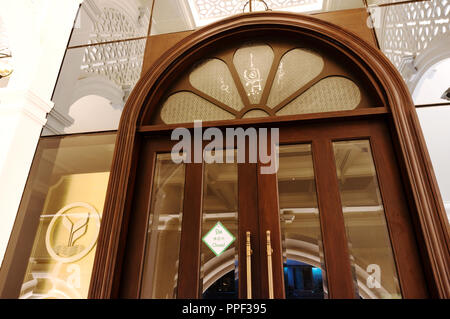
153,39,375,126
161,92,235,124
190,59,244,111
233,43,274,105
242,109,270,119
267,49,324,108
276,77,361,116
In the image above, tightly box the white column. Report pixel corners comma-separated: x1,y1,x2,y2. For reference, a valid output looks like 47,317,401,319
0,0,82,265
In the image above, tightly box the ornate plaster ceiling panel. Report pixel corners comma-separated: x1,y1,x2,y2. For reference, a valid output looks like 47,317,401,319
187,0,324,26
374,0,450,69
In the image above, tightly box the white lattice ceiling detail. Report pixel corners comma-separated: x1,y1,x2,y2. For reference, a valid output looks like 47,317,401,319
91,5,150,43
81,39,146,104
80,1,150,104
94,7,143,41
188,0,324,26
376,0,450,69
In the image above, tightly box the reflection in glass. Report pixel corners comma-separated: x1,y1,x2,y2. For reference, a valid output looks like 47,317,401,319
69,0,153,47
202,270,238,299
370,0,448,98
333,140,402,299
140,154,186,299
18,133,116,299
45,38,146,136
277,144,327,299
283,260,325,299
201,150,239,299
150,0,196,35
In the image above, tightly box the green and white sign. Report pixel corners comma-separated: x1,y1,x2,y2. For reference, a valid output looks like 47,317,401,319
202,221,236,256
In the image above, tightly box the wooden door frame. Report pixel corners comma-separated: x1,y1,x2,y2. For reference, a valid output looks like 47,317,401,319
88,12,450,298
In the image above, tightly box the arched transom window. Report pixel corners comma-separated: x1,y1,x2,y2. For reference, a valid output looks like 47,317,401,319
149,38,382,125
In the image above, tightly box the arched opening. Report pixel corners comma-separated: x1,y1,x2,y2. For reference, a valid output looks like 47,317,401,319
88,12,449,299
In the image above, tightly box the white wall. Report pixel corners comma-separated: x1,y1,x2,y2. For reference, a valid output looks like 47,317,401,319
417,107,450,221
0,0,82,265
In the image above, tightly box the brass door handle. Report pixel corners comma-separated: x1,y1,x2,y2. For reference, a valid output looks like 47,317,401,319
246,231,252,299
266,230,274,299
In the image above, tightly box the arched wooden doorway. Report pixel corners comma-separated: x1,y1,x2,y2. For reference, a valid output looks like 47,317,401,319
88,12,450,299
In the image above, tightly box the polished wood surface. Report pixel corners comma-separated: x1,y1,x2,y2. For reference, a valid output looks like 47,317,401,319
177,162,204,298
238,162,262,299
257,156,285,299
313,139,356,298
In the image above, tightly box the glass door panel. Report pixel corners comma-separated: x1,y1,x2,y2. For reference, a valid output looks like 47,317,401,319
140,153,186,298
332,140,402,299
201,150,239,299
277,144,327,299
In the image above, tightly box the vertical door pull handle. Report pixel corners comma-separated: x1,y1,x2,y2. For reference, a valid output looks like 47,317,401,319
266,230,274,299
246,231,252,299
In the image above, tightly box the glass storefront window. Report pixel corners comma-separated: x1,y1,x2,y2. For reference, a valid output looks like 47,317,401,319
15,133,116,299
45,38,146,136
140,154,186,299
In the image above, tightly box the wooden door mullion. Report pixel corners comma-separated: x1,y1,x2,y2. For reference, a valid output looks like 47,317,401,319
369,123,429,298
313,138,356,299
177,161,204,298
257,140,285,299
238,162,262,299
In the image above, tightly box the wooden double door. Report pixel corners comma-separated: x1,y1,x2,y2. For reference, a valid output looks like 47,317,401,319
119,118,428,299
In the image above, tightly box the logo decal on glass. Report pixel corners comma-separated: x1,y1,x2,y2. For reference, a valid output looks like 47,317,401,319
202,221,236,257
45,202,101,263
